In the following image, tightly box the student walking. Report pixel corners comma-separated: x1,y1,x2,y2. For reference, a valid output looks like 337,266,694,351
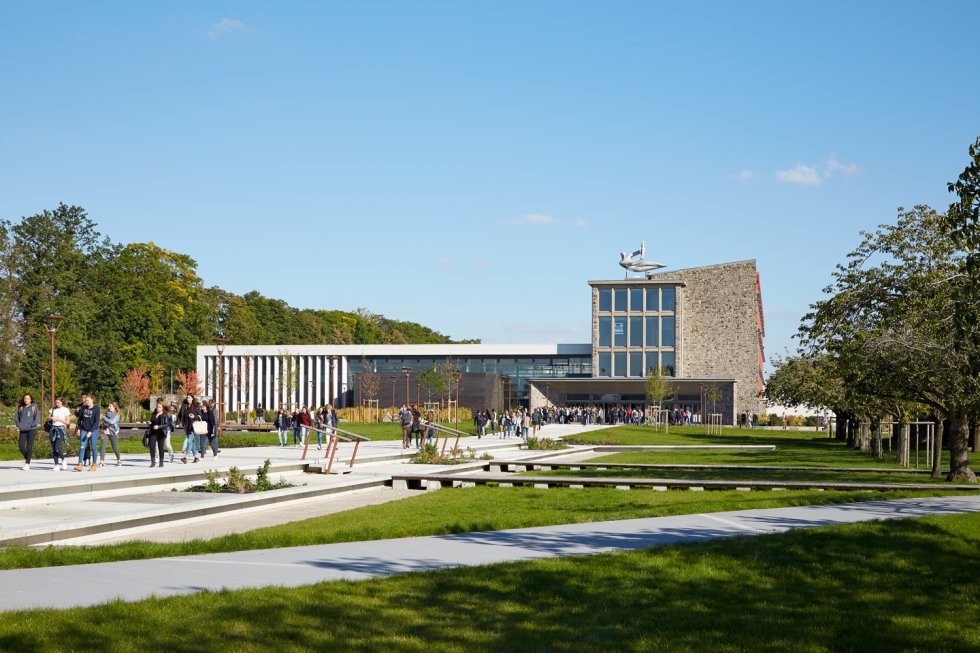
48,397,70,471
177,394,201,464
275,408,289,447
75,395,100,472
148,400,168,468
16,394,40,470
199,401,218,457
99,402,122,467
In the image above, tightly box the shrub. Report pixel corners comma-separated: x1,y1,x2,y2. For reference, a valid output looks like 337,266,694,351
524,436,568,451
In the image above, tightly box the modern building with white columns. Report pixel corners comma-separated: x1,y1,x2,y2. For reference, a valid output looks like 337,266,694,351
195,343,592,413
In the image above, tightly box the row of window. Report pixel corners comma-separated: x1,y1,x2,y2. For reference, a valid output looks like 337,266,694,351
597,351,676,378
598,316,675,348
598,286,676,313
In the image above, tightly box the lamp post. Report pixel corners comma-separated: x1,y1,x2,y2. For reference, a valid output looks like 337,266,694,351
215,337,228,441
402,367,411,406
390,376,396,408
43,313,64,409
327,355,338,407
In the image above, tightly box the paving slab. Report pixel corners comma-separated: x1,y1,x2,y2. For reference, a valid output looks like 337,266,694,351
1,494,978,612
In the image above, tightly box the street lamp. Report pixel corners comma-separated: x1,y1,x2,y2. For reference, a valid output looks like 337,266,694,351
327,355,338,406
402,367,411,406
215,337,228,440
390,376,396,408
43,313,64,409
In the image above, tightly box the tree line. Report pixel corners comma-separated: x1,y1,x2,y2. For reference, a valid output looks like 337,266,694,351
0,204,475,407
766,138,980,482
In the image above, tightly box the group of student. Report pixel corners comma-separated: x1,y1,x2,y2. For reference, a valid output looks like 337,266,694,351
146,394,219,467
13,392,218,471
273,405,338,449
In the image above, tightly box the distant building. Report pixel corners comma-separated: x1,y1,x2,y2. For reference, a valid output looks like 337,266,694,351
196,259,764,424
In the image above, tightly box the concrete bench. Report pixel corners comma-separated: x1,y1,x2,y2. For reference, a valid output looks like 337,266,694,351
389,473,978,493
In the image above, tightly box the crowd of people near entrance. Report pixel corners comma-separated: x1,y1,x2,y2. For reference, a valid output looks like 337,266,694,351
272,405,339,450
14,392,220,471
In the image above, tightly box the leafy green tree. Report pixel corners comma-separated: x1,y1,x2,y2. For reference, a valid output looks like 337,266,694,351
418,364,447,402
801,206,979,481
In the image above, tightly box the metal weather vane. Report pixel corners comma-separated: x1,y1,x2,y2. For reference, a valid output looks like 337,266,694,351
618,241,665,277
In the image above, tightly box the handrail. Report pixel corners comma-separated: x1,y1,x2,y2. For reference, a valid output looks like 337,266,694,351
421,420,470,456
301,424,370,473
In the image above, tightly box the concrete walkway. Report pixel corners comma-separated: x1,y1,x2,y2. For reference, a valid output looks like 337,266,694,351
2,494,978,612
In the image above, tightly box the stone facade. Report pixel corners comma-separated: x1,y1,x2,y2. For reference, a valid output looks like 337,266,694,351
644,260,764,417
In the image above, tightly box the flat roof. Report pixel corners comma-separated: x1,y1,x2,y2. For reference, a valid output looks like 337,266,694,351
197,343,593,357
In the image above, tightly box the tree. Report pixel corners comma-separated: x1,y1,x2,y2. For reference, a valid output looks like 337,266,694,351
800,206,979,481
175,369,203,397
418,364,447,403
119,367,150,421
358,356,380,415
646,367,675,431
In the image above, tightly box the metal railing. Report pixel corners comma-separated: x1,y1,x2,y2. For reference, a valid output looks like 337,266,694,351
420,421,470,456
301,424,370,474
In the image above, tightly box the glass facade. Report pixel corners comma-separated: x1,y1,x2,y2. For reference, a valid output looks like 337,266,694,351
594,283,678,378
347,355,592,406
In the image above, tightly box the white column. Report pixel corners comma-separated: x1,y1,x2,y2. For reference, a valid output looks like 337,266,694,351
271,357,279,410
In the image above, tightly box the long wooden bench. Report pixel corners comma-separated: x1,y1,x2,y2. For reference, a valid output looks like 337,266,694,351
389,473,978,493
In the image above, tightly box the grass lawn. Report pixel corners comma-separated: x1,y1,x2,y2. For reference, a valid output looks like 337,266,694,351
570,424,949,471
0,485,956,571
2,511,979,651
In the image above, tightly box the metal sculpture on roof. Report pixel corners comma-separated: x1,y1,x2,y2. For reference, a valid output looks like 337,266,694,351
618,241,665,276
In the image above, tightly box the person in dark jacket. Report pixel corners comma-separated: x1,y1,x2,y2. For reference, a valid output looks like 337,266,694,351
199,400,218,457
16,394,41,470
148,400,168,468
75,394,101,472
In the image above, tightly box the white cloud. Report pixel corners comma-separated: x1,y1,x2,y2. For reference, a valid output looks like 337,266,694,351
208,17,248,41
776,164,824,186
507,213,587,228
776,158,861,186
523,213,557,225
826,158,861,175
433,257,453,267
736,170,754,183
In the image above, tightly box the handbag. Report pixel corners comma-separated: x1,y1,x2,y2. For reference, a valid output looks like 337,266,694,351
42,419,52,434
142,429,151,448
192,420,208,436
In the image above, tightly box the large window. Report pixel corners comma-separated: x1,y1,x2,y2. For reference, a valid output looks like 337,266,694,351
662,316,675,347
645,288,659,312
598,288,611,312
645,316,659,346
630,288,643,312
614,288,627,312
598,352,611,377
629,352,643,377
629,316,643,347
662,287,676,311
661,351,675,376
598,316,611,347
613,352,627,377
613,317,627,346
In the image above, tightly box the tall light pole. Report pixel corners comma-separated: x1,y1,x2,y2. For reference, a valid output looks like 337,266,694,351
43,313,64,409
327,355,338,407
390,376,396,408
215,337,228,440
402,367,411,406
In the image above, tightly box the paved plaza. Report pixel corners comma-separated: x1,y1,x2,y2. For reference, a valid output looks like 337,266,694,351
1,494,979,612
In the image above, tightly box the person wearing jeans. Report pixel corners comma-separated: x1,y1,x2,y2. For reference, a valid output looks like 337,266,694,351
75,395,100,472
275,408,289,447
99,402,122,466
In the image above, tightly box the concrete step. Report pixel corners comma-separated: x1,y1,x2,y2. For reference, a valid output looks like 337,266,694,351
0,474,390,547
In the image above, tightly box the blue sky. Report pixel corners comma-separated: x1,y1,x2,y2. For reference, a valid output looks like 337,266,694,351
2,1,978,370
